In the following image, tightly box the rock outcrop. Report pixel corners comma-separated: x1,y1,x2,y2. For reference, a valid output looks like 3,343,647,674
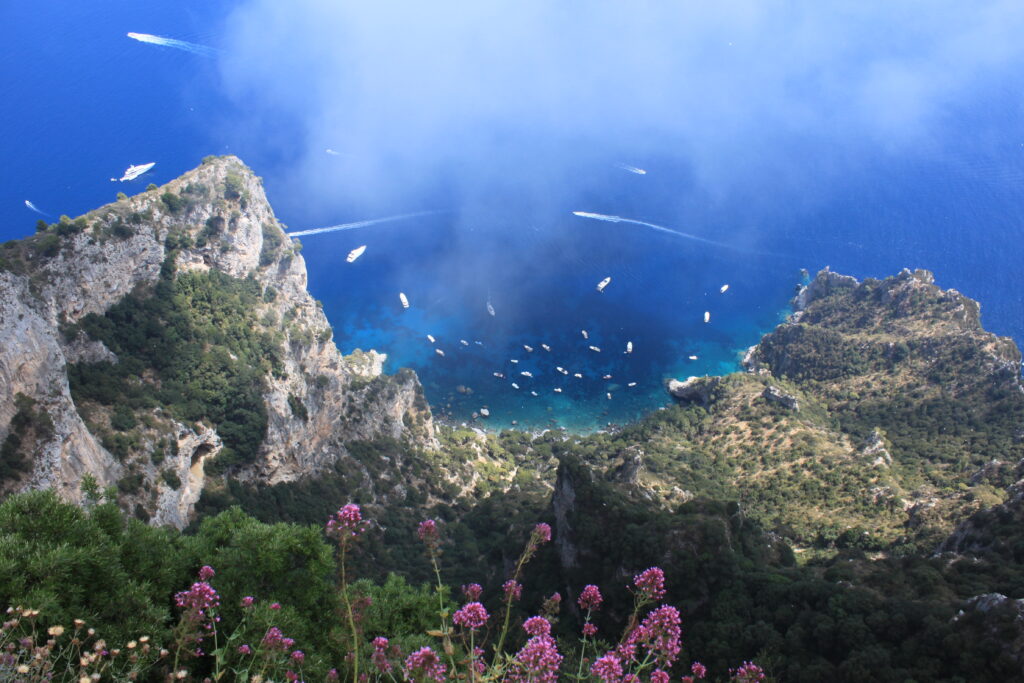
0,156,435,526
665,376,720,406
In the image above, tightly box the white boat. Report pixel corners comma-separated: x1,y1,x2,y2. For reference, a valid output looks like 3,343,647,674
493,372,505,379
628,382,637,387
510,359,519,364
581,330,589,339
512,382,520,389
541,344,551,352
480,408,490,417
427,334,436,343
606,392,612,400
346,245,367,263
703,311,710,323
460,340,469,346
626,341,633,354
523,345,534,352
520,371,533,378
596,276,612,293
111,162,155,182
589,345,601,352
603,374,613,380
574,373,583,379
554,388,562,393
400,292,410,309
435,349,445,357
474,341,483,346
530,391,538,396
560,368,569,375
689,355,698,360
556,366,565,373
486,300,496,316
720,284,729,293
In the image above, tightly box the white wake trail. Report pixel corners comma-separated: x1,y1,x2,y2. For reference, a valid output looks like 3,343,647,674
286,211,440,238
127,32,219,57
572,211,732,249
24,200,49,217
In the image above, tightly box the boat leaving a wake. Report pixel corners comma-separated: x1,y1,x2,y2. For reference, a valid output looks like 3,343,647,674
127,32,218,57
111,162,155,182
287,211,439,238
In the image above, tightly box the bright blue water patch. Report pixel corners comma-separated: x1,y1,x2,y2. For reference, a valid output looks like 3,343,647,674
303,211,796,432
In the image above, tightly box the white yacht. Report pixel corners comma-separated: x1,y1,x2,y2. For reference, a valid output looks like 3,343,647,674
346,245,367,263
399,292,410,309
111,162,155,182
589,345,601,352
626,341,633,354
596,276,611,293
720,284,730,293
703,311,710,323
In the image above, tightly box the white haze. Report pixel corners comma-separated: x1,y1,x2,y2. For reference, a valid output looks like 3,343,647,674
216,0,1024,224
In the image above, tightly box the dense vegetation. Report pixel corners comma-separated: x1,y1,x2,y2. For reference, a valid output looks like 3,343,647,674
65,254,283,471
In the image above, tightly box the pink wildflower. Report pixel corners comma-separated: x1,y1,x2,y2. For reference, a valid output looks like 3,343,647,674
453,602,490,630
241,596,254,608
327,670,339,681
591,654,623,683
270,602,281,610
651,670,669,683
285,671,298,682
405,646,447,683
503,579,523,602
533,523,552,543
730,661,765,682
578,585,603,611
512,634,562,683
198,565,215,581
417,519,439,543
583,623,598,637
633,567,666,602
262,626,288,651
291,650,305,664
372,637,392,674
462,583,483,601
523,616,552,636
691,662,707,679
174,582,220,612
237,644,251,655
326,503,366,538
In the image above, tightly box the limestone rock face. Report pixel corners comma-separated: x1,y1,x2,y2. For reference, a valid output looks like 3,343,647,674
665,376,720,406
0,156,435,526
762,385,799,411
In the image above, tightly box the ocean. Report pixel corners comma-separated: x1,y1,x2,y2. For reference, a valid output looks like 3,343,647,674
3,2,1023,432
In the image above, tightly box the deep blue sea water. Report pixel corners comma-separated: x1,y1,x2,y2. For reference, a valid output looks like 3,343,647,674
3,3,1023,432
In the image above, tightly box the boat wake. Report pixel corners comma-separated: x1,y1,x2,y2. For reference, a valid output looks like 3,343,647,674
24,200,49,217
572,211,734,250
286,211,440,238
127,32,219,57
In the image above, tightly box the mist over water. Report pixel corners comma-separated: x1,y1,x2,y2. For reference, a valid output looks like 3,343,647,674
3,1,1024,430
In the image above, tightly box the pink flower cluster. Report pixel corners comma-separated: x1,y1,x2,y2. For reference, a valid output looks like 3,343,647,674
730,661,765,682
462,583,483,601
533,523,552,543
503,579,523,602
198,565,215,581
417,519,439,543
453,602,490,630
511,634,562,683
241,596,255,608
372,637,392,674
650,670,670,683
634,605,682,668
522,616,551,637
405,646,447,683
682,661,708,682
591,654,623,683
582,623,598,637
174,581,220,613
262,626,296,652
578,584,603,611
326,503,365,538
633,567,666,602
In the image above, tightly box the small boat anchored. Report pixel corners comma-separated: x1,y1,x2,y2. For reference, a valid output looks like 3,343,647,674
596,276,612,293
399,292,410,309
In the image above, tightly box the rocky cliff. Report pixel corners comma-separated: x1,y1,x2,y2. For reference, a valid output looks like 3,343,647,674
0,157,434,527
